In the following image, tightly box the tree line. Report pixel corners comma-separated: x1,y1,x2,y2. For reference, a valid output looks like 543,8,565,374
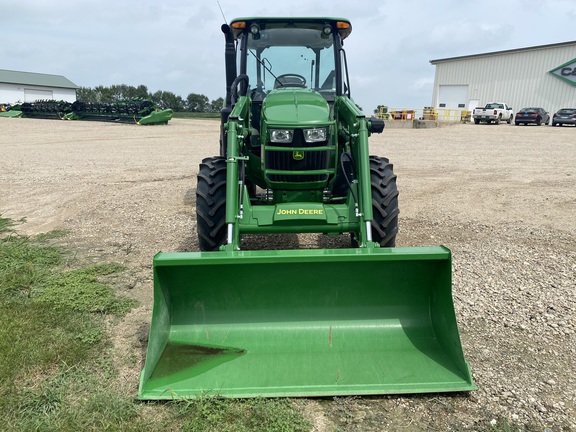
76,84,223,113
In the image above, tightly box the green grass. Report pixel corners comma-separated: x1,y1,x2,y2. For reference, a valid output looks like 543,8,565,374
34,262,136,314
170,397,312,432
0,215,141,430
0,215,312,431
3,361,149,432
0,215,15,232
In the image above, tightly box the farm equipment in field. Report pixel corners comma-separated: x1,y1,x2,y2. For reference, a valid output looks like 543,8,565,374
10,98,172,124
63,99,173,124
139,17,476,399
0,103,23,117
19,100,72,119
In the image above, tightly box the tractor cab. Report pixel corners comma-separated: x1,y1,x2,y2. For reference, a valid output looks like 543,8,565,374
233,18,350,102
220,18,354,155
228,18,351,96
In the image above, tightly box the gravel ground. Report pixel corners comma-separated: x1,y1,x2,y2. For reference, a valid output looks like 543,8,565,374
1,117,574,431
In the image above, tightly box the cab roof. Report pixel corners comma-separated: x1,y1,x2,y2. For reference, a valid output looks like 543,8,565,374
229,17,352,40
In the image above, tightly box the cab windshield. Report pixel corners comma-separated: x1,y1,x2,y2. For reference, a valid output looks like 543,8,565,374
243,25,336,101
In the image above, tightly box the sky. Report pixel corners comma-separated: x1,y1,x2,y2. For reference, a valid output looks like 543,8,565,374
1,0,575,113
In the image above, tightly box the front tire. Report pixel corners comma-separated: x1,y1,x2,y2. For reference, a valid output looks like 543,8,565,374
196,156,228,251
369,156,399,247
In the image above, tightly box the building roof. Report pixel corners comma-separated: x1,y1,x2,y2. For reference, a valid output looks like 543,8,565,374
430,40,576,64
0,69,79,89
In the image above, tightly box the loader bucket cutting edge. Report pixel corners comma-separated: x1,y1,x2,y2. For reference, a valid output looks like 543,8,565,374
138,246,476,399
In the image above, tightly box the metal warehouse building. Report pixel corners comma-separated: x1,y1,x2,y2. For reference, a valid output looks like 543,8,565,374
0,69,79,103
430,40,576,117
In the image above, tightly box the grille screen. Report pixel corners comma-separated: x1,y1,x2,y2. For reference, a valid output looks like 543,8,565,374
265,130,329,183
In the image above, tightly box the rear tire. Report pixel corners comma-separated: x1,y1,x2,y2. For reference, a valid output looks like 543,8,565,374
196,156,228,251
369,156,399,247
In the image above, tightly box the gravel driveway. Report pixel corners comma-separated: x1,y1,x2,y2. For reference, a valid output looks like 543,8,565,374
1,117,574,431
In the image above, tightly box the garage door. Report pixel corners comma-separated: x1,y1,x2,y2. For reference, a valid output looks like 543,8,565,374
24,88,53,102
438,85,468,109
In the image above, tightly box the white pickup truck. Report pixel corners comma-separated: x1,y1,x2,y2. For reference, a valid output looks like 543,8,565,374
473,102,514,124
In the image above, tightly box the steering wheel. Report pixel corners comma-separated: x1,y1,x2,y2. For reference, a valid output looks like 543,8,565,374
274,74,307,88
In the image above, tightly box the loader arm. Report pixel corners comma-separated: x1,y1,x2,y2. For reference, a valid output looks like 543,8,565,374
224,95,251,251
335,96,375,246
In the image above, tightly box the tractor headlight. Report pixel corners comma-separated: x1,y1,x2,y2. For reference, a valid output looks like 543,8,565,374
303,127,327,143
270,129,294,143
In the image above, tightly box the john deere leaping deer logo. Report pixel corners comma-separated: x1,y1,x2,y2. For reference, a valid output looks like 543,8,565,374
293,150,304,160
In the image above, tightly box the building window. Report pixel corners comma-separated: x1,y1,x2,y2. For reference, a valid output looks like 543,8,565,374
439,103,446,107
458,103,465,108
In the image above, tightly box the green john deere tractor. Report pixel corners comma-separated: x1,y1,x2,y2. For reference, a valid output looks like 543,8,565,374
138,17,476,399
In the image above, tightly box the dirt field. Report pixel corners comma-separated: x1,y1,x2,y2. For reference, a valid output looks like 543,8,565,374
1,117,574,431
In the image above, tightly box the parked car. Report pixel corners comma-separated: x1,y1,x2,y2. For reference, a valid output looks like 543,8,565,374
552,108,576,126
515,107,550,126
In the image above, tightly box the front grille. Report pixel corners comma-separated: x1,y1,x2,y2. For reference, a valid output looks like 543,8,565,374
265,129,330,183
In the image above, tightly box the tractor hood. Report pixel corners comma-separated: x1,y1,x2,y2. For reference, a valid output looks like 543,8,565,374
262,88,331,127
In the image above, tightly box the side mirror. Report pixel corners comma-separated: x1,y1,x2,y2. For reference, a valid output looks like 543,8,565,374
367,117,385,134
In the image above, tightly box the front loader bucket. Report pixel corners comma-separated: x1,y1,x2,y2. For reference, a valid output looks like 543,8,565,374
139,246,476,399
